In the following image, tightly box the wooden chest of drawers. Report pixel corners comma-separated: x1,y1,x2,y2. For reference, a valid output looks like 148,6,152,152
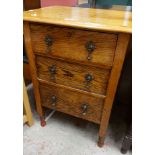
23,6,132,147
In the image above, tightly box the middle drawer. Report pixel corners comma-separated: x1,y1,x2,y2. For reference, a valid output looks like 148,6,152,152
36,56,110,95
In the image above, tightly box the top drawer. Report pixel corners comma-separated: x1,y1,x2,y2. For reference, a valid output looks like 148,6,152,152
30,23,117,67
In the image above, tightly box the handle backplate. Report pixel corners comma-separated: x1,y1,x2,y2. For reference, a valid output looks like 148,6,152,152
51,95,57,106
84,74,93,90
81,103,89,115
85,41,96,60
49,65,57,80
44,35,53,52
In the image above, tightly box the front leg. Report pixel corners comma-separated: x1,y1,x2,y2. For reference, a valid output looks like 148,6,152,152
98,110,111,147
40,116,46,127
97,136,105,147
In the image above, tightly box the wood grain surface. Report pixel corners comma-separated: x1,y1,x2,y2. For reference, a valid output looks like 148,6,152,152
23,22,44,117
38,79,106,99
23,6,132,33
30,23,117,67
23,6,132,147
98,33,131,143
23,63,31,81
39,82,104,124
36,56,110,95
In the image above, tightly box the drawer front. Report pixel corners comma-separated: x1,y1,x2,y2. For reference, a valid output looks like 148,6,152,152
39,83,104,124
30,23,117,67
36,56,110,95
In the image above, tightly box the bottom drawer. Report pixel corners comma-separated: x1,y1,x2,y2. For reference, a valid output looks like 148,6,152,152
39,83,104,124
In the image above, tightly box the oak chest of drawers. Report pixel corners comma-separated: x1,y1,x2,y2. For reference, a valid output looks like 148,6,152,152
23,6,132,147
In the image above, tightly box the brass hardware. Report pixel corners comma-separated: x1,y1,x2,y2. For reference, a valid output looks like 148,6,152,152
81,103,89,115
51,95,57,106
85,41,96,60
44,35,53,52
85,74,93,82
44,35,53,46
84,74,93,89
49,65,57,80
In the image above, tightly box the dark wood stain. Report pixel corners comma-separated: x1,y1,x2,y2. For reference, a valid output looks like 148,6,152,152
62,69,74,77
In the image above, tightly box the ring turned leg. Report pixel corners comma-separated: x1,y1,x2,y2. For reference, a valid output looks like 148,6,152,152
97,136,104,147
40,116,46,127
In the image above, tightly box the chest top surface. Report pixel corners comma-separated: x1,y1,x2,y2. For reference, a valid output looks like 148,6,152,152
23,6,132,33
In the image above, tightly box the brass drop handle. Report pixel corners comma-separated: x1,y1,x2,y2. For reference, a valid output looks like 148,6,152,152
85,41,96,60
44,35,53,52
85,74,93,82
84,74,93,89
81,104,89,115
49,65,56,74
44,35,53,46
49,65,57,80
51,95,57,106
